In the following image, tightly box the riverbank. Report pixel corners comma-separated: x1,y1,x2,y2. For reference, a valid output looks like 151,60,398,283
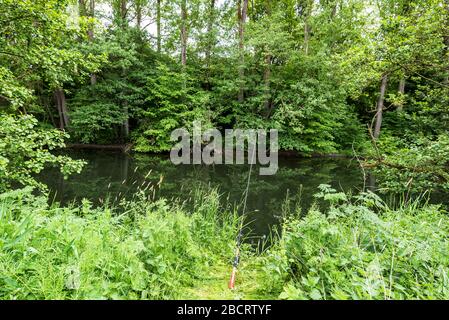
64,143,353,159
1,185,448,300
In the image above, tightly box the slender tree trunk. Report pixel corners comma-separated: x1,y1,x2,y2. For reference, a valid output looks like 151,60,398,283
444,0,449,84
264,54,272,115
237,0,248,103
136,0,142,29
180,0,187,67
79,0,87,16
122,104,129,141
367,172,377,192
121,0,127,22
157,0,162,53
397,77,405,112
113,0,128,28
54,88,69,130
117,0,129,140
374,74,388,139
303,0,313,55
205,0,215,65
205,0,215,89
331,3,337,19
304,21,309,55
79,0,96,84
264,0,272,115
87,0,94,40
89,0,96,85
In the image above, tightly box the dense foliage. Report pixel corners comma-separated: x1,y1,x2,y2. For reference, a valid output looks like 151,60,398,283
0,0,446,150
262,185,449,299
1,0,449,301
0,187,239,299
2,185,449,300
0,115,84,192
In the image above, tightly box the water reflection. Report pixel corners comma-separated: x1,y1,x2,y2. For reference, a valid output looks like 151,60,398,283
39,150,364,239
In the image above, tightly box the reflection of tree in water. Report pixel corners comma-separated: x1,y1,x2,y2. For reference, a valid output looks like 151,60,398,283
39,151,364,237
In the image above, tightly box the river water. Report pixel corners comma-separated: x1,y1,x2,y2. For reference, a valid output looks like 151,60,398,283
39,150,365,243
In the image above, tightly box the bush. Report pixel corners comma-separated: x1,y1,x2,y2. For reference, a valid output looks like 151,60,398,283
0,188,238,299
0,114,85,192
264,186,449,300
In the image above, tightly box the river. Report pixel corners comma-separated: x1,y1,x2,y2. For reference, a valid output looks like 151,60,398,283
39,150,365,244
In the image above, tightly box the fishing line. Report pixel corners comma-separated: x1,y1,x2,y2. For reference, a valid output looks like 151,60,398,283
228,139,256,290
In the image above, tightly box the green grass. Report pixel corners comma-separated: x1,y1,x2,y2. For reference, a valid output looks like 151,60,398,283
0,187,241,299
263,187,449,299
1,185,449,300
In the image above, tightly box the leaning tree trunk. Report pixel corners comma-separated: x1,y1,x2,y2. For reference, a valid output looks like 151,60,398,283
237,0,248,103
54,88,69,130
373,74,388,139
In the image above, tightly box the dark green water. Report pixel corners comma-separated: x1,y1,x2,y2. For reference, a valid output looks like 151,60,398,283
39,150,365,242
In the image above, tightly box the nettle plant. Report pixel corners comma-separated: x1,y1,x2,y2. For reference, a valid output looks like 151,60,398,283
0,114,85,192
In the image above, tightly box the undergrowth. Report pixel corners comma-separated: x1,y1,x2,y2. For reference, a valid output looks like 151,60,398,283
1,185,449,300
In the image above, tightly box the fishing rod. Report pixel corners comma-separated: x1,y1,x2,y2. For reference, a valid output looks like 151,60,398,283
228,143,256,290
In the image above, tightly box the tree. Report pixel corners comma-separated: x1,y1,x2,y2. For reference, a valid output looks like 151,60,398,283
373,74,388,139
180,0,188,67
237,0,248,103
0,115,85,192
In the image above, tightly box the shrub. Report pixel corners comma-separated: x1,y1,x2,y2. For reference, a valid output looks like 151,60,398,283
265,186,449,300
0,188,238,299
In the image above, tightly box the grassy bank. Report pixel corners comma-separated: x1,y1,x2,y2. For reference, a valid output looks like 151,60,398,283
262,186,449,299
0,187,242,299
1,186,449,300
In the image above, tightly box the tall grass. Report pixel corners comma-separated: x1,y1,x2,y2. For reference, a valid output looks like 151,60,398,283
260,186,449,299
0,187,240,299
2,185,449,300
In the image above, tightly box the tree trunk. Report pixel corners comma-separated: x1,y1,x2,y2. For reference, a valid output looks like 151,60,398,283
180,0,187,67
205,0,215,89
264,54,272,115
237,0,248,103
79,0,96,84
263,0,272,115
54,88,69,130
157,0,162,53
374,74,388,139
87,0,95,40
303,0,312,55
444,0,449,84
397,77,405,112
122,104,129,141
79,0,87,16
114,0,128,28
121,0,127,22
205,0,215,66
116,0,129,139
304,21,309,55
89,0,96,85
136,0,142,29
